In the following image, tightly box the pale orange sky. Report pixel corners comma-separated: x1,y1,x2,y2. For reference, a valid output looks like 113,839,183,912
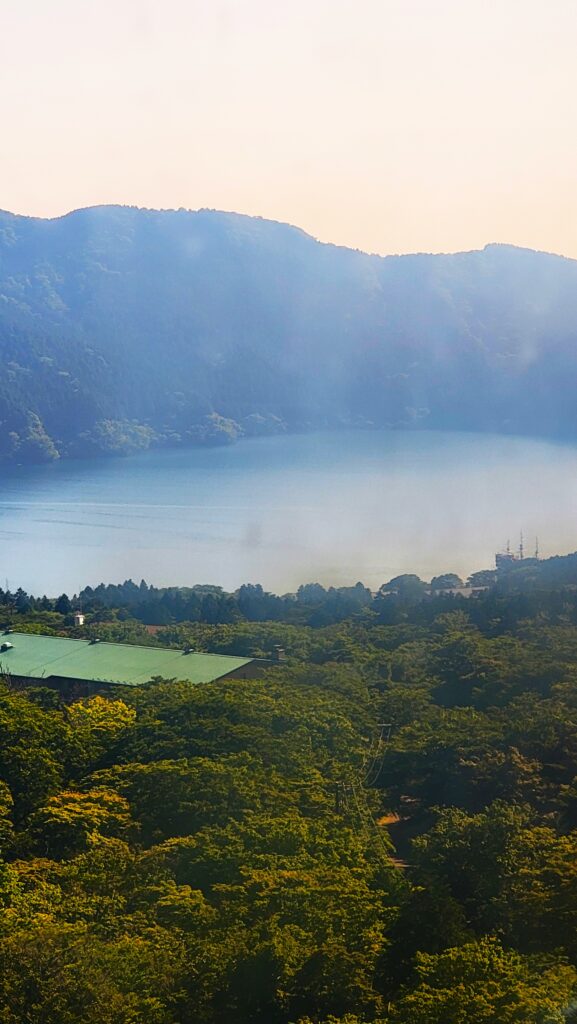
2,0,576,257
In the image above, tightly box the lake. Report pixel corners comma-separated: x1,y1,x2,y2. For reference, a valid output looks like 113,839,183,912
2,429,577,595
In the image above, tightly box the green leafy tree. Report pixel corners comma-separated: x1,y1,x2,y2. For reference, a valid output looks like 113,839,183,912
26,788,134,858
390,937,576,1024
67,695,136,773
430,574,463,591
0,691,69,822
0,781,15,855
0,921,185,1024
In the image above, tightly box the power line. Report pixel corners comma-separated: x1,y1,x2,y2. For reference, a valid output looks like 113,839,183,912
361,731,383,785
329,721,396,864
364,722,392,787
350,779,394,863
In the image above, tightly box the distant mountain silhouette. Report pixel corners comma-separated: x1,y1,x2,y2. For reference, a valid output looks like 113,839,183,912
1,205,577,461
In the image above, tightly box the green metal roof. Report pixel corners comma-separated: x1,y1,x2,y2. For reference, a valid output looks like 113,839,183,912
0,632,253,687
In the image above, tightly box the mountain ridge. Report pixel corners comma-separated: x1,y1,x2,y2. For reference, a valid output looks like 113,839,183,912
2,204,574,262
1,204,577,463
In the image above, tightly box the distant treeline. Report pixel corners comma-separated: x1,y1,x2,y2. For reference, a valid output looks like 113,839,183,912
4,550,577,632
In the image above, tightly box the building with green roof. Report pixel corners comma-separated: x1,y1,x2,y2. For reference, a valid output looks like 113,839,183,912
0,631,260,697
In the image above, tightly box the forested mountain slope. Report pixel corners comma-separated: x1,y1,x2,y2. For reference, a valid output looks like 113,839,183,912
2,205,577,461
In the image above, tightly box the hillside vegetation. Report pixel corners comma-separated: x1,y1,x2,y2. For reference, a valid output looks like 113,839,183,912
4,571,577,1020
2,206,577,461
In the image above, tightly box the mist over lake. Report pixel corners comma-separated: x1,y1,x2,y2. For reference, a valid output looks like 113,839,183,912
2,429,577,596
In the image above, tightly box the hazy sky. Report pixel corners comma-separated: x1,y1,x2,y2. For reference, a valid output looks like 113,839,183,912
2,0,576,256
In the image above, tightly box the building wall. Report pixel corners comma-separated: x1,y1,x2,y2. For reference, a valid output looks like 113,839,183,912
219,659,275,681
6,674,114,700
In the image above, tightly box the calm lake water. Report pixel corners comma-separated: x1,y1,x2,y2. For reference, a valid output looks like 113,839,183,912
2,429,577,595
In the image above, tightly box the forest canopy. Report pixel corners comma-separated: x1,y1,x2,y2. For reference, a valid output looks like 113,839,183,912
3,568,577,1021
